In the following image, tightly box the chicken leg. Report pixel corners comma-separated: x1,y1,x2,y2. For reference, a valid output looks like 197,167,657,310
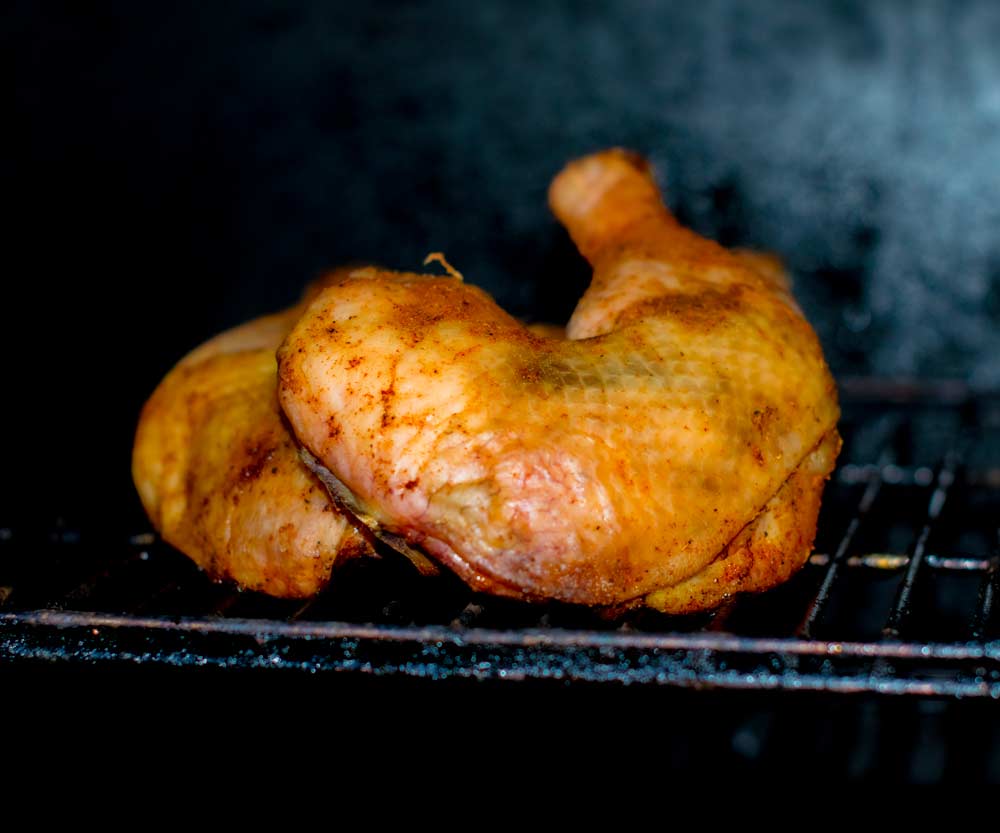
132,274,375,597
277,149,840,611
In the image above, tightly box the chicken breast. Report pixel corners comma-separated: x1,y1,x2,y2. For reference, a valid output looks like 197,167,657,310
132,279,373,598
277,149,840,611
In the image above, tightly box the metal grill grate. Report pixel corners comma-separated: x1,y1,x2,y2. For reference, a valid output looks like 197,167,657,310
1,378,998,697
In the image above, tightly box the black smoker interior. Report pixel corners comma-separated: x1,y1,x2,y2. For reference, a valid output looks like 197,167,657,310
5,2,1000,778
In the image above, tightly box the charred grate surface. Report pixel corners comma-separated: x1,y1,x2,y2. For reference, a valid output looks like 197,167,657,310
1,378,999,697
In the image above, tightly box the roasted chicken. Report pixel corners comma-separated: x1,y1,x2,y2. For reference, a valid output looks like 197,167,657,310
278,149,840,612
132,275,374,597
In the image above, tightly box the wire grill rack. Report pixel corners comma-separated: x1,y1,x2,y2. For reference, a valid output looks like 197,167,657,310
1,378,998,697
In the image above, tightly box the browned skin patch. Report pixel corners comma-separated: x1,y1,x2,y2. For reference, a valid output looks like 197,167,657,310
239,443,276,483
615,285,748,331
752,405,779,434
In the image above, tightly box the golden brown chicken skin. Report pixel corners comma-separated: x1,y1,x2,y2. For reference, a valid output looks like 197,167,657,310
132,280,372,598
277,149,840,611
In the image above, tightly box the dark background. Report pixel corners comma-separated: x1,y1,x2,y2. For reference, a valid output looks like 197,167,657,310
7,0,1000,517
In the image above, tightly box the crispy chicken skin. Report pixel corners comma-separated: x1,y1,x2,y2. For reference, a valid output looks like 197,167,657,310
132,276,371,597
277,149,840,611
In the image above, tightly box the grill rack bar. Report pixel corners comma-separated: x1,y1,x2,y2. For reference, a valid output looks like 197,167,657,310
2,609,998,697
798,467,884,639
883,451,962,640
972,531,999,642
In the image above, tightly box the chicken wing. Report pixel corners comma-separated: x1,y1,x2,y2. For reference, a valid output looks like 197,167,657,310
277,149,840,611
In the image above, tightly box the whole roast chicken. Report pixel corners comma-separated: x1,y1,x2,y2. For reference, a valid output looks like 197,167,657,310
277,149,841,613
